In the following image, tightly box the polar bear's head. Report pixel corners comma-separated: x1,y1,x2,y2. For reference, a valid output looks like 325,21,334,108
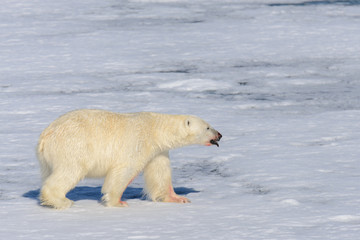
183,116,222,147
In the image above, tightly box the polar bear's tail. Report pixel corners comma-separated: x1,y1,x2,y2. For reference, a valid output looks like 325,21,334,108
36,136,52,182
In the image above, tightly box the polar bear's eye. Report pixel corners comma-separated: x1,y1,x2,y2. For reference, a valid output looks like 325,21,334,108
207,127,210,130
187,120,190,126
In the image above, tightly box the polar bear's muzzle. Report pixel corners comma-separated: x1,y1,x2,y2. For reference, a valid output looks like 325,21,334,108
210,132,222,147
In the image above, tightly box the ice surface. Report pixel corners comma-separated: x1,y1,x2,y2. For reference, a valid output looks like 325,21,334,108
1,0,360,239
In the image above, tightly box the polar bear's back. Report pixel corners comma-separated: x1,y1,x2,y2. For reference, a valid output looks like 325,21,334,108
38,109,125,151
37,109,145,178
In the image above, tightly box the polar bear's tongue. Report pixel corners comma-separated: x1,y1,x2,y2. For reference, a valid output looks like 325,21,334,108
210,139,219,147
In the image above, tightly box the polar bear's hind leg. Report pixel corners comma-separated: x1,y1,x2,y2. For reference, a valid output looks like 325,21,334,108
40,168,85,209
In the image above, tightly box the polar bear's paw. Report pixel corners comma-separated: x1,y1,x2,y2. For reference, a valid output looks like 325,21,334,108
102,194,129,207
40,197,74,209
105,200,129,208
164,194,191,204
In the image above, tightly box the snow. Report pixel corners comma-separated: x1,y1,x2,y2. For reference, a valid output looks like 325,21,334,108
1,0,360,239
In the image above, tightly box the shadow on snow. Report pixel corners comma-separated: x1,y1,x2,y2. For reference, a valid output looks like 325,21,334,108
23,186,199,205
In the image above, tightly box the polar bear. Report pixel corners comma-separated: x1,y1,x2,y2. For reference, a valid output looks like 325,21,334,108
36,109,222,209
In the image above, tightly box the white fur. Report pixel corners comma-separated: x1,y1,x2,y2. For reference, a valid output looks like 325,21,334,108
37,109,220,209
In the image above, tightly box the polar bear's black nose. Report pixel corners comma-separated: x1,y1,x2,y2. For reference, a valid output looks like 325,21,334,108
217,132,222,141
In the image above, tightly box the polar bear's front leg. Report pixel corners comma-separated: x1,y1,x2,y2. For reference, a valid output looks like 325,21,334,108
143,151,190,203
101,166,136,207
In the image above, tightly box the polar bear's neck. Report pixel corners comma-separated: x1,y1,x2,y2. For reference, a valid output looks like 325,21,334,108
149,113,188,151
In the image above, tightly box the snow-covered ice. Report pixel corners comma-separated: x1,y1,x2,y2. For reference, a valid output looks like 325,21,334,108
1,0,360,239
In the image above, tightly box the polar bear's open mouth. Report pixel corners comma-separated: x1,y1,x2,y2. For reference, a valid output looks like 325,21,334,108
209,132,222,147
210,139,219,147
